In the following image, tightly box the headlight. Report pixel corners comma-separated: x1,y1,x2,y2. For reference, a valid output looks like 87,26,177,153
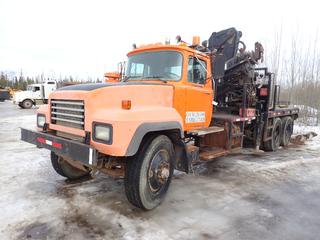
93,123,112,144
37,114,46,128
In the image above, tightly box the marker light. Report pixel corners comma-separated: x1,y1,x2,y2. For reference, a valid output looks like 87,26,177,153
122,100,131,110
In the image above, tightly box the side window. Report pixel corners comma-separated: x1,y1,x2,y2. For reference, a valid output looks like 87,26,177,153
129,63,145,76
187,57,207,84
34,86,40,91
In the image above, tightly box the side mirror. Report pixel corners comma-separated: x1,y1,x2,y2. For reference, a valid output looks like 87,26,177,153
104,72,121,82
212,54,226,80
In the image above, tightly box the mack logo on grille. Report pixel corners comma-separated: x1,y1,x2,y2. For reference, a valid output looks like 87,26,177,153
51,99,85,129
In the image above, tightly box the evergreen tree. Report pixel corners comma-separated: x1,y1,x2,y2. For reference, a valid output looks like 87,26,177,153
0,72,8,88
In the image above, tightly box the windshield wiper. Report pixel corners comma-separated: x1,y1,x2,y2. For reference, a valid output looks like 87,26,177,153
123,75,168,83
122,76,143,82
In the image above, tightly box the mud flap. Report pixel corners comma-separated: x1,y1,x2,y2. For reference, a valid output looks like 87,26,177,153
174,144,199,174
185,145,199,172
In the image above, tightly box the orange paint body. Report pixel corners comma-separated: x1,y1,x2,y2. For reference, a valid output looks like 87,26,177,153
37,45,214,157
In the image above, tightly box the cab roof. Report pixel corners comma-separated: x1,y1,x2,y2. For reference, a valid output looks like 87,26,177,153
127,43,209,58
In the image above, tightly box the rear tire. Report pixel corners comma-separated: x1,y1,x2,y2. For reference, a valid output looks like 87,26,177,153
50,152,90,180
263,118,282,151
124,135,174,210
281,117,293,147
22,99,33,109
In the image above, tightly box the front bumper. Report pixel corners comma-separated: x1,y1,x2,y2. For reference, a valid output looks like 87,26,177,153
21,128,97,166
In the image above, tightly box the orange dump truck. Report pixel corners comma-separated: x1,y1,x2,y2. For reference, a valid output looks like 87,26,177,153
21,28,299,210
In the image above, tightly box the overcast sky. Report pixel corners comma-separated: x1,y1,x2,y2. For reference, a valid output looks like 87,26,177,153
0,0,319,79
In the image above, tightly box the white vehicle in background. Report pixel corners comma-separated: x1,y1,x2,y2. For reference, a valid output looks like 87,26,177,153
13,81,58,109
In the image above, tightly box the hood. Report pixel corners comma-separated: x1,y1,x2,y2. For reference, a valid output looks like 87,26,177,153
57,82,168,92
50,82,174,110
13,91,31,101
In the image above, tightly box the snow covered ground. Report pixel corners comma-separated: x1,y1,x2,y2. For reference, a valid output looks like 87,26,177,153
1,101,320,240
294,105,319,126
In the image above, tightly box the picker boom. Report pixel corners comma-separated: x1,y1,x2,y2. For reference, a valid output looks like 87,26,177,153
206,27,264,115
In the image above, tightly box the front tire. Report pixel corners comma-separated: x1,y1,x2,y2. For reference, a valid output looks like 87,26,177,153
124,135,174,210
50,152,91,180
22,99,33,109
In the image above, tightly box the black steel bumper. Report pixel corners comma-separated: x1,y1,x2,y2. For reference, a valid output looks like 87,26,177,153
21,128,97,166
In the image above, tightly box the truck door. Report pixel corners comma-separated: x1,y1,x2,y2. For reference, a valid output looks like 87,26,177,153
32,86,42,99
184,56,213,130
44,82,57,99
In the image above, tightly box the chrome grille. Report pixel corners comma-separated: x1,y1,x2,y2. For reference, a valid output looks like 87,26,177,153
56,131,85,142
51,99,84,129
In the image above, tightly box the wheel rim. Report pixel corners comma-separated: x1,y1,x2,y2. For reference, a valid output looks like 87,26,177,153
285,121,293,142
274,124,281,146
148,149,170,193
25,101,32,108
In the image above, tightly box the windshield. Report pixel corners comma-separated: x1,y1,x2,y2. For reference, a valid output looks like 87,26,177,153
27,86,33,91
125,51,183,81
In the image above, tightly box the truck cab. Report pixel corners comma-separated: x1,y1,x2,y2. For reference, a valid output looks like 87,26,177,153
14,81,57,108
21,28,299,210
125,45,213,130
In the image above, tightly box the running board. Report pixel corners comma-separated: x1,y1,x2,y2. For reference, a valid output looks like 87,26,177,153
187,126,224,136
199,147,229,161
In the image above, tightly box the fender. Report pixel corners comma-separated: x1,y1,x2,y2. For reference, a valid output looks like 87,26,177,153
125,121,184,156
88,106,184,157
37,104,50,120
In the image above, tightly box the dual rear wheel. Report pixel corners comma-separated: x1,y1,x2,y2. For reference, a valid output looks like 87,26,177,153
281,117,294,147
263,117,294,151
